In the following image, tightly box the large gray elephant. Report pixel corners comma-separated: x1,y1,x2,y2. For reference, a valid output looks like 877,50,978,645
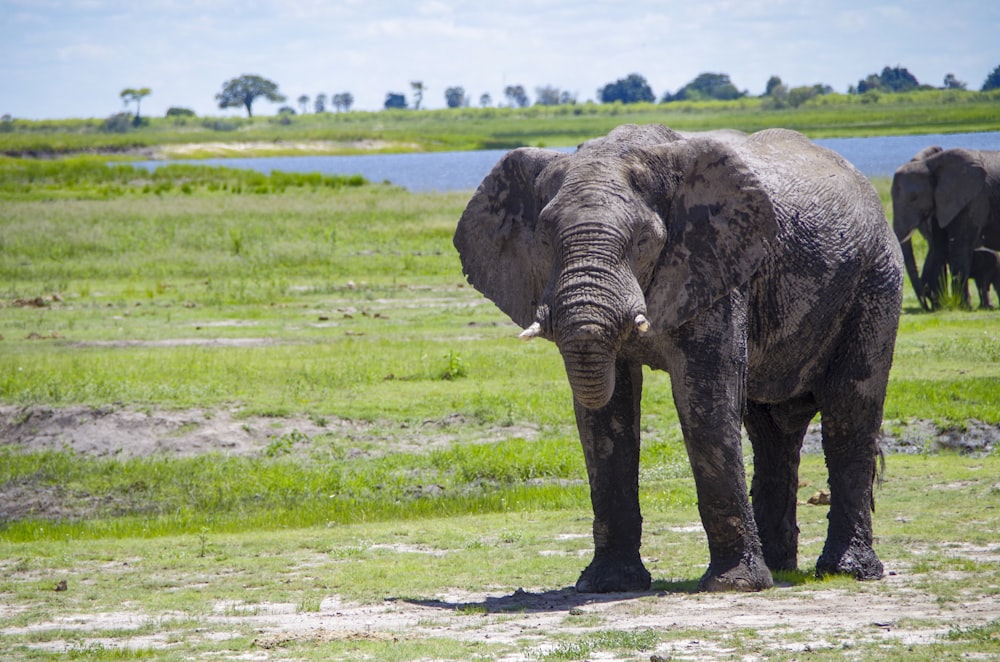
454,125,903,593
892,146,1000,309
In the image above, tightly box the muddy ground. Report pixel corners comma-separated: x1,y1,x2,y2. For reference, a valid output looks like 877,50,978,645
2,405,999,660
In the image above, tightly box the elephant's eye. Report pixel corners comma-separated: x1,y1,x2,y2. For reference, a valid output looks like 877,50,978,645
634,228,651,249
635,222,662,251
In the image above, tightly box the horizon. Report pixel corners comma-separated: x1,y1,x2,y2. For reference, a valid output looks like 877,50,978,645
2,1,999,121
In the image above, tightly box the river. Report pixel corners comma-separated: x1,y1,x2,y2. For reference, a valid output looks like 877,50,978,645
135,131,1000,193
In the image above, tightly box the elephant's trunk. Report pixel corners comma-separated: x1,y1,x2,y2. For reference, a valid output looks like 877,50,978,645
899,238,929,310
560,328,618,410
552,220,643,410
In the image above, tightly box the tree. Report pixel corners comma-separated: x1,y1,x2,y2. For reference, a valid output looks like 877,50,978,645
314,93,327,113
215,74,286,117
943,73,967,90
879,66,920,92
120,87,151,122
504,85,530,108
981,65,1000,91
535,85,575,106
444,86,467,109
165,107,195,118
410,81,424,110
297,94,310,114
384,92,407,109
855,66,920,94
764,76,783,97
479,93,492,108
663,73,744,102
332,92,354,112
598,74,654,104
103,112,133,133
787,86,817,108
763,81,789,109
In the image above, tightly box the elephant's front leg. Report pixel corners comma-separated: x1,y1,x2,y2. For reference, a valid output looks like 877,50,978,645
671,307,773,592
573,359,651,593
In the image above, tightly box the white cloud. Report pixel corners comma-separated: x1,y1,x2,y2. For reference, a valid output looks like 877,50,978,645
1,0,998,119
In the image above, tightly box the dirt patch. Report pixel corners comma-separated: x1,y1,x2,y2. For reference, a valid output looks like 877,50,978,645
2,405,995,461
2,406,999,658
5,574,999,659
0,405,542,460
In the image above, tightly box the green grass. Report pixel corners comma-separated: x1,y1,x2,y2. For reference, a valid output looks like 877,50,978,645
3,87,1000,157
1,455,998,660
1,158,999,660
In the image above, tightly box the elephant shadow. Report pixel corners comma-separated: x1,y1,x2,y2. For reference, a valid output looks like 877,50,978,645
398,575,799,614
400,571,812,614
398,586,663,615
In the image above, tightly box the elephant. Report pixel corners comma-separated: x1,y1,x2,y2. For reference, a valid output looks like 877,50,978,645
971,247,1000,308
454,124,903,593
892,146,1000,309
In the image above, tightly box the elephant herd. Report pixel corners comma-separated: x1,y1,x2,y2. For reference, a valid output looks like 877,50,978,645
892,145,1000,309
454,125,995,596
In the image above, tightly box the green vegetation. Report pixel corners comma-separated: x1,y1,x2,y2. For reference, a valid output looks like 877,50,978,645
0,155,998,659
3,88,1000,157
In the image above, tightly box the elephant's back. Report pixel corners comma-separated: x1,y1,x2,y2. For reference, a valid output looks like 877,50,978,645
736,131,902,399
733,129,895,268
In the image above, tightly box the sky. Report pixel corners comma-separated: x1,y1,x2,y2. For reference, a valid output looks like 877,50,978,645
1,0,999,120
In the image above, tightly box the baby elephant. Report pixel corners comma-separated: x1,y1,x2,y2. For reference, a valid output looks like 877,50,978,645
972,248,1000,308
455,124,902,592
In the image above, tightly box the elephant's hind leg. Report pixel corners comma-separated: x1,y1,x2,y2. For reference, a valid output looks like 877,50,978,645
745,397,817,572
814,284,896,581
815,410,884,581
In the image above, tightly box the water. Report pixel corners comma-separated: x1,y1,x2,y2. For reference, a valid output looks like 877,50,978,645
813,132,1000,178
134,131,1000,192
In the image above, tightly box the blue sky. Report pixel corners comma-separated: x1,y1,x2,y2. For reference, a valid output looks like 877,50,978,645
2,0,998,120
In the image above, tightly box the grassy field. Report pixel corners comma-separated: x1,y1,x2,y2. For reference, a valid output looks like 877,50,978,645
1,157,998,659
3,88,1000,157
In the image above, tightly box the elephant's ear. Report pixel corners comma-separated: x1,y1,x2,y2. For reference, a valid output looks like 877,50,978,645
453,148,567,329
932,149,987,228
643,139,778,329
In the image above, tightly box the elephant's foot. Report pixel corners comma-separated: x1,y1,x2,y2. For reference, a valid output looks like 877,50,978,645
761,537,799,573
575,554,651,593
816,541,883,580
698,555,774,592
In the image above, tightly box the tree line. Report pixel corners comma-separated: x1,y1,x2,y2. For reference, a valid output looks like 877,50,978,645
111,64,1000,122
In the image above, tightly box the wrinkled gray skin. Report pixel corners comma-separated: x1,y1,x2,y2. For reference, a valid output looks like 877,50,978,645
892,146,1000,309
454,125,903,593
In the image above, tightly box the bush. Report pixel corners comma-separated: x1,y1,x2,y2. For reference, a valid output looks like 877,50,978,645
102,112,133,133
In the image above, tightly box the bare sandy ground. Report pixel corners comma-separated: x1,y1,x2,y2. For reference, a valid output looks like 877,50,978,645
2,405,999,659
147,139,421,159
4,563,999,659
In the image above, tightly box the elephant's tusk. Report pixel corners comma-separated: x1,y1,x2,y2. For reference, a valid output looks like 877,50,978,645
519,322,541,341
635,314,650,334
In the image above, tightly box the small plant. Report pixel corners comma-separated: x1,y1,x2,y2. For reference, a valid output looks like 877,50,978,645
438,351,467,380
197,527,210,558
265,429,308,457
228,227,244,256
297,596,323,613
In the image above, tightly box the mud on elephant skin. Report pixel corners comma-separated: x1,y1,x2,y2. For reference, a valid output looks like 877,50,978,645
892,145,1000,309
454,124,902,593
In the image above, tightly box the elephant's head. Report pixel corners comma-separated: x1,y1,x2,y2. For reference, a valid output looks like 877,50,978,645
891,146,943,244
454,124,777,410
891,146,990,307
